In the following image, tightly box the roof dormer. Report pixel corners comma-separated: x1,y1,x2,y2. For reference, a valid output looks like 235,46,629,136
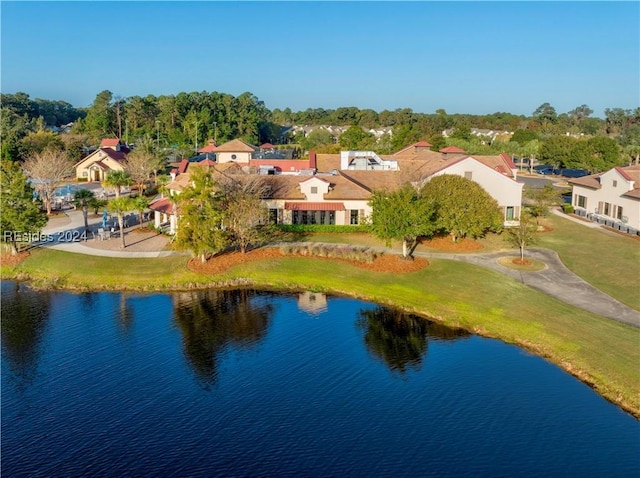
299,176,330,200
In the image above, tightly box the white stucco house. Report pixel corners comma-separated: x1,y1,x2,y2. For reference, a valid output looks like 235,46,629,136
156,140,524,232
213,139,256,164
569,165,640,233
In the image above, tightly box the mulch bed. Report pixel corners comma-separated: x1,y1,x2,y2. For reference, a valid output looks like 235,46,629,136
0,251,30,267
188,248,429,275
419,236,483,252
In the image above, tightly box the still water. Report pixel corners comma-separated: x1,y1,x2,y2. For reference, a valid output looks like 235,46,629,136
2,281,638,477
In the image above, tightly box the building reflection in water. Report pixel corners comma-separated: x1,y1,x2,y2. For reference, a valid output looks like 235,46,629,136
297,291,328,316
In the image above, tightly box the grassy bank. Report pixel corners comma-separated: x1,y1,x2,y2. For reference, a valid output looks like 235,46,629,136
2,247,639,418
536,213,640,311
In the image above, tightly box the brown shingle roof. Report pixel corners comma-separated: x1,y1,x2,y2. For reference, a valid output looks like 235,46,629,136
100,148,127,162
213,139,257,153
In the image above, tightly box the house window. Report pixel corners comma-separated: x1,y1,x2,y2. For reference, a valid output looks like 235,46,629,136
464,171,473,180
576,195,586,208
311,186,318,194
613,180,617,187
350,210,359,225
617,206,623,220
604,202,610,216
505,206,515,221
82,171,88,177
269,209,278,224
293,210,334,225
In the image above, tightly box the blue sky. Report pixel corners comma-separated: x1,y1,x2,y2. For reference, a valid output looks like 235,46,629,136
1,1,638,117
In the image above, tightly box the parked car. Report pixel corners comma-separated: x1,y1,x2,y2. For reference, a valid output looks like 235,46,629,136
560,168,589,178
536,167,560,175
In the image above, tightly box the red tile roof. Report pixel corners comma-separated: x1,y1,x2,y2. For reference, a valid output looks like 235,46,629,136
100,138,120,148
500,152,517,169
148,197,176,214
260,142,275,149
198,144,217,153
178,159,189,174
439,146,466,154
284,202,346,211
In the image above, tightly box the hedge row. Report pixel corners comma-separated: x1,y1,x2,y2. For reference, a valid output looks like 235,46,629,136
276,224,370,234
280,243,378,263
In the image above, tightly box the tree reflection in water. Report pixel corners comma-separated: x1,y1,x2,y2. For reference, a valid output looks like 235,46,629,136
173,289,275,386
357,306,470,374
0,282,51,386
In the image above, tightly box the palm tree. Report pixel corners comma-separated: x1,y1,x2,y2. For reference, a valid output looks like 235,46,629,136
73,188,95,239
131,195,148,229
108,196,133,249
102,170,131,198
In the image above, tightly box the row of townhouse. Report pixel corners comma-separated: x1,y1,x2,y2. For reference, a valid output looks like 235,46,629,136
568,165,640,234
147,139,524,234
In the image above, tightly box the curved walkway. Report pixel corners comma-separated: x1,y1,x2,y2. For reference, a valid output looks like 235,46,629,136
417,248,640,328
39,210,640,328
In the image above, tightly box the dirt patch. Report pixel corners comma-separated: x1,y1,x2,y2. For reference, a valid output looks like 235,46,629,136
0,251,30,267
188,248,429,275
512,258,531,266
419,236,483,252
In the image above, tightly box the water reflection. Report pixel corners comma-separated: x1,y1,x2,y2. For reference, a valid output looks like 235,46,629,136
297,291,328,315
0,282,51,385
357,306,470,374
173,289,275,385
117,294,134,335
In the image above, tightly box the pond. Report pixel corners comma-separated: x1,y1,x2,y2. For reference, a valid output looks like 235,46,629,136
2,282,638,477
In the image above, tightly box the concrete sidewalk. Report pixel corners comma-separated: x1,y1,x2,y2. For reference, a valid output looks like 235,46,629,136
417,248,640,328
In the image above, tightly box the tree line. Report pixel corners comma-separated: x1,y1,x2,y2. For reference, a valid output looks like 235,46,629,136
2,91,639,173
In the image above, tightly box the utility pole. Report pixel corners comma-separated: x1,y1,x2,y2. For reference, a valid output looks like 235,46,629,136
195,119,198,153
213,121,217,144
156,120,160,148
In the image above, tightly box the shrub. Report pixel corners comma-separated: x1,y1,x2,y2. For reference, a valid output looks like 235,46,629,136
279,243,377,263
562,204,574,214
276,224,370,234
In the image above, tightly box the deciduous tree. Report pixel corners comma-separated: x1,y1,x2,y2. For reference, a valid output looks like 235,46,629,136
524,184,561,223
506,212,538,261
21,149,73,215
369,184,437,258
218,176,272,253
422,175,503,242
